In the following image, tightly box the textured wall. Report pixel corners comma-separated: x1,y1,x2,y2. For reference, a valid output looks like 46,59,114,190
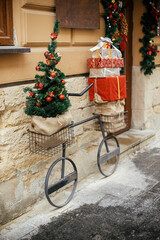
0,76,104,225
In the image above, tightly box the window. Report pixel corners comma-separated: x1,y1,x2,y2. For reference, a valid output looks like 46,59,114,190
0,0,13,45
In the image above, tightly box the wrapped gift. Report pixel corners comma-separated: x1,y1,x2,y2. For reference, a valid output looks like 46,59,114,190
87,58,124,68
90,37,122,59
87,58,112,68
89,68,121,78
112,58,124,68
99,48,122,58
88,75,127,102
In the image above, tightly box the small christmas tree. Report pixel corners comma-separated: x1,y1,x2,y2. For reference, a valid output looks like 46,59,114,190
24,20,71,118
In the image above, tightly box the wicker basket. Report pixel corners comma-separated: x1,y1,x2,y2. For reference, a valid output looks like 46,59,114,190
28,123,74,157
95,111,128,133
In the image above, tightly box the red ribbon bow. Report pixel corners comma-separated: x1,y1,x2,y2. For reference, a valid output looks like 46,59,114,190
151,8,160,22
120,34,128,52
147,45,159,55
108,3,117,11
108,3,117,18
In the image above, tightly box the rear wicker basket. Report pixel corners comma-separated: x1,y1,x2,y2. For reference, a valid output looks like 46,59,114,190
95,111,128,133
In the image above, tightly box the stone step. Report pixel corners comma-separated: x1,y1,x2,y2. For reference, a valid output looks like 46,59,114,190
117,129,156,160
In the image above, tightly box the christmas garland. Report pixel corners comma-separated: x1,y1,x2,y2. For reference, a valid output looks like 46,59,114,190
100,0,128,51
139,0,160,75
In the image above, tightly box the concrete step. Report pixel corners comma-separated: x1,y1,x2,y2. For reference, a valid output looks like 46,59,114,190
117,129,156,159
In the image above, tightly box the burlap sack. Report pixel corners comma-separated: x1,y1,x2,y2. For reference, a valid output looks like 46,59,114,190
30,111,72,148
31,111,72,135
95,99,125,116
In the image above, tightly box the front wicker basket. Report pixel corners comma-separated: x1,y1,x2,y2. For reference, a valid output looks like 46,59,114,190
28,123,74,157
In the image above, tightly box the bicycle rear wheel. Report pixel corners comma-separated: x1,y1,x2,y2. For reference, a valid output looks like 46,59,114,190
45,157,78,207
97,135,120,177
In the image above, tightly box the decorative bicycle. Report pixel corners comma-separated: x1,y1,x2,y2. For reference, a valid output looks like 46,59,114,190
28,83,127,207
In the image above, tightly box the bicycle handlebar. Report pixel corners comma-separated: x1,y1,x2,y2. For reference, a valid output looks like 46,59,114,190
68,83,93,97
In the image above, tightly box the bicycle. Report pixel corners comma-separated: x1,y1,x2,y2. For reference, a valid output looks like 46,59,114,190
28,83,127,207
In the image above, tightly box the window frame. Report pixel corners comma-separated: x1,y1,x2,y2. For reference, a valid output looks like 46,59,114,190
0,0,14,46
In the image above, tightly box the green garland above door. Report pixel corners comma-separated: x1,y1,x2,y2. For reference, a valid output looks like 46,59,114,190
100,0,128,51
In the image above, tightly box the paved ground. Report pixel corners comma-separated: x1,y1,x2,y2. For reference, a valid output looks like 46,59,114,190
0,134,160,240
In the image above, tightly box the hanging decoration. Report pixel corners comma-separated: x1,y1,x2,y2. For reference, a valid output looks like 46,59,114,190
100,0,128,52
139,0,160,75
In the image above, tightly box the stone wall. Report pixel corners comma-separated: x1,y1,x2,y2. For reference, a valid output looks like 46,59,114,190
132,66,160,131
0,76,103,225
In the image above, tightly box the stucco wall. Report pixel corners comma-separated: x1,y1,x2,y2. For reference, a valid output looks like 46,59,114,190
0,0,105,85
132,67,160,130
132,0,160,131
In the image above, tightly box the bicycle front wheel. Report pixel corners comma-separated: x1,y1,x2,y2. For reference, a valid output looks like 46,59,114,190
97,135,120,177
45,157,78,207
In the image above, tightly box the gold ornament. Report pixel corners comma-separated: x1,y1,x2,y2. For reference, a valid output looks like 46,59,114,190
112,0,115,3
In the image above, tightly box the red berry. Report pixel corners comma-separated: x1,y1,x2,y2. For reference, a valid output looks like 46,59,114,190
61,80,66,84
35,66,40,71
35,83,39,87
50,72,56,78
36,103,41,107
46,96,52,102
59,94,65,100
26,103,29,106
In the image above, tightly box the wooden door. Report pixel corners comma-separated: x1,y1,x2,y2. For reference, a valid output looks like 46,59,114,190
114,0,133,135
122,0,133,131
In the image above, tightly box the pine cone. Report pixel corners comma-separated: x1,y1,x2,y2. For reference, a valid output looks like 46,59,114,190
120,15,128,36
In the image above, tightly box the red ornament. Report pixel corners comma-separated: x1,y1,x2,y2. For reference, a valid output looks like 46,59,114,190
50,72,56,78
61,80,66,84
50,32,57,39
35,66,40,71
59,94,65,100
44,51,48,58
46,60,50,66
35,83,39,87
29,91,34,97
49,91,54,97
39,83,43,89
26,103,29,106
36,103,41,107
46,96,52,102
